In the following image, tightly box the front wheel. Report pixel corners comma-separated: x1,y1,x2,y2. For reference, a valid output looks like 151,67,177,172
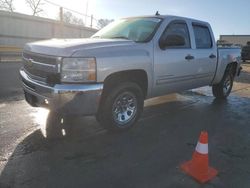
212,70,234,99
97,82,144,132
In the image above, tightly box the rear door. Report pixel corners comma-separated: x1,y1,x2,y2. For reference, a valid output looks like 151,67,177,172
191,23,217,85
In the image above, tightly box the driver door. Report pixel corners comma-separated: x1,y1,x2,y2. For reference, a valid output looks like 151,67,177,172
153,20,200,96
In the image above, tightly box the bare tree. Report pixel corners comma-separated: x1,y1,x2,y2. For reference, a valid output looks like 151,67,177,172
25,0,44,16
62,11,84,26
97,19,114,29
0,0,15,12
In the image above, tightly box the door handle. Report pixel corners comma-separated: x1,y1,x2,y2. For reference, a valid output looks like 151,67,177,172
209,54,216,59
185,55,194,60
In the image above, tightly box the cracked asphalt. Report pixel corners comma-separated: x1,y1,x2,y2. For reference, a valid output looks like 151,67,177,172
0,62,250,188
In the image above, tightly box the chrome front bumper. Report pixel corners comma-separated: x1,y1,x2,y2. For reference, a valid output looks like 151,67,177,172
20,69,103,115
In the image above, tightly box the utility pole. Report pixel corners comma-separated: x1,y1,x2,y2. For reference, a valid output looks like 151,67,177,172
85,0,88,26
59,7,64,38
90,15,93,28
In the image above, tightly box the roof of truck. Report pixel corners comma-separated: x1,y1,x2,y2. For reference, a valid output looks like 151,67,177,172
124,15,210,25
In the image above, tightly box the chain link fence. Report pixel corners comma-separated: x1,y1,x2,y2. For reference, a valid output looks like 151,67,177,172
43,0,99,29
0,0,100,29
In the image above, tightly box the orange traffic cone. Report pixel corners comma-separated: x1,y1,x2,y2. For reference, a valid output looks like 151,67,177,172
180,131,218,183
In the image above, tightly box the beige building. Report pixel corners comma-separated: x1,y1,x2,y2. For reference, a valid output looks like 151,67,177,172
220,35,250,46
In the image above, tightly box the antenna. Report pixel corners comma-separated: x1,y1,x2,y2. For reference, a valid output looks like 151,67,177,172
155,11,160,16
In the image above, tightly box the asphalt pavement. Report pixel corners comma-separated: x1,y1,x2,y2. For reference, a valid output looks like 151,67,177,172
0,62,250,188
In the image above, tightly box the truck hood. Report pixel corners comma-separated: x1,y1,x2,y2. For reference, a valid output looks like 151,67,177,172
24,38,135,57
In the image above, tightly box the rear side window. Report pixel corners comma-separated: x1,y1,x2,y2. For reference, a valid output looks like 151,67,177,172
192,24,213,49
161,21,191,48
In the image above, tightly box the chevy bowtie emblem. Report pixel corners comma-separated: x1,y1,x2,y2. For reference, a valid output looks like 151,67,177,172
27,58,34,67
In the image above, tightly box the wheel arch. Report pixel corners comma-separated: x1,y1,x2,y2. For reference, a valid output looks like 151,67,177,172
212,62,235,99
101,69,148,99
212,61,239,85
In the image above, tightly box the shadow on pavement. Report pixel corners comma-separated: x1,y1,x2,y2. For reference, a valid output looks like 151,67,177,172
1,94,250,188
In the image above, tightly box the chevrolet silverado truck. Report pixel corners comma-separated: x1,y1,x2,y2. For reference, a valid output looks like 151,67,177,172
20,15,242,132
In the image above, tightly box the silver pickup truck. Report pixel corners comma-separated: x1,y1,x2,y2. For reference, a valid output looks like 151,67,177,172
20,15,242,131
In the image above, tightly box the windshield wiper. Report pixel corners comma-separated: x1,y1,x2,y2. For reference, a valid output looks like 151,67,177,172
110,36,129,40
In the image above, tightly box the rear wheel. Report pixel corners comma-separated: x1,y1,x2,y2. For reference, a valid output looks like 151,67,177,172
97,82,144,132
212,69,234,99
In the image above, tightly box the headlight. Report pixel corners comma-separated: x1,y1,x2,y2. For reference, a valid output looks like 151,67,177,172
61,58,96,83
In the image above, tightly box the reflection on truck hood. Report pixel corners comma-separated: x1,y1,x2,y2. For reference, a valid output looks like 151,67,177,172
24,38,135,57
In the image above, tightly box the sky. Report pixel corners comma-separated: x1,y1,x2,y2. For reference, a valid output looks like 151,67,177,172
13,0,250,39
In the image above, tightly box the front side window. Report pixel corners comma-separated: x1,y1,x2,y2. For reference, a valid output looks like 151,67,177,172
92,18,162,42
193,24,213,49
160,21,191,49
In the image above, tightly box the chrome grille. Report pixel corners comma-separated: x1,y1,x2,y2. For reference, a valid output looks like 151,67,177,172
23,52,57,65
23,52,61,85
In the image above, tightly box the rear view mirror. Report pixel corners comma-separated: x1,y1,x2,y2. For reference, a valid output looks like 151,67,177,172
159,34,185,49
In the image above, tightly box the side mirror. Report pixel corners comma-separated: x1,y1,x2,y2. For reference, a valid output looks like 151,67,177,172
159,34,185,49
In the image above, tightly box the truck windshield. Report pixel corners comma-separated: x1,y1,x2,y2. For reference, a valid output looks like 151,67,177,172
92,17,162,42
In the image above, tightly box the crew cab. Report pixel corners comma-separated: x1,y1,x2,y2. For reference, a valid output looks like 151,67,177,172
20,15,242,131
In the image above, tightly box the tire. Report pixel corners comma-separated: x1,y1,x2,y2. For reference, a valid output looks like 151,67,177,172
212,69,234,99
97,82,144,132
